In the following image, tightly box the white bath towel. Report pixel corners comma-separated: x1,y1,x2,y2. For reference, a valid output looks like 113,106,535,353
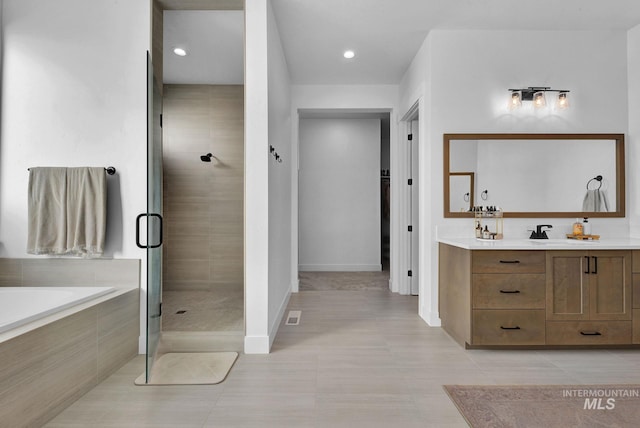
28,167,106,257
582,189,609,212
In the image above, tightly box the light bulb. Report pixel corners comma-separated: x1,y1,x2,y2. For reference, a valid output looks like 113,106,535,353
343,50,355,59
533,91,546,108
508,91,522,110
173,47,187,57
556,92,569,110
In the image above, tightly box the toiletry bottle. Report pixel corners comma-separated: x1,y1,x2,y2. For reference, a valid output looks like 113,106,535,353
482,225,490,239
572,219,583,236
475,223,482,238
582,218,591,235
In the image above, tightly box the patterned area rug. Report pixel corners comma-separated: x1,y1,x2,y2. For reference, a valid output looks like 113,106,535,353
444,384,640,428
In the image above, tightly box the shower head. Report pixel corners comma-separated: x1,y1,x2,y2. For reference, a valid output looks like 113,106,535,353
200,153,213,162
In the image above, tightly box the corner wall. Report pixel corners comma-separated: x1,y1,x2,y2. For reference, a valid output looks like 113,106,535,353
267,0,293,350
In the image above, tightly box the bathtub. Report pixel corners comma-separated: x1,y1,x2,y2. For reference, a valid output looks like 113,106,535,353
0,286,115,334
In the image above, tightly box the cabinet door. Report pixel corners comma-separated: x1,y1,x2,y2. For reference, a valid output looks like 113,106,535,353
588,251,632,320
546,251,588,321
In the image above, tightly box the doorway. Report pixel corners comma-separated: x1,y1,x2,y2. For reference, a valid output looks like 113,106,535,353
297,111,391,291
150,3,245,358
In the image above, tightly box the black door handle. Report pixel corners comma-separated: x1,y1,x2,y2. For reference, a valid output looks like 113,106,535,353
136,213,163,249
500,326,521,330
591,256,597,274
584,256,590,274
499,260,520,264
580,331,602,336
499,290,521,294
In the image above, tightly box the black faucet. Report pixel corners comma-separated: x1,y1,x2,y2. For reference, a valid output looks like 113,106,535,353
530,225,553,239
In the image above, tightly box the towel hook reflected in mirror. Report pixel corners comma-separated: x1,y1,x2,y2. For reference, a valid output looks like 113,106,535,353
481,189,488,200
463,192,470,202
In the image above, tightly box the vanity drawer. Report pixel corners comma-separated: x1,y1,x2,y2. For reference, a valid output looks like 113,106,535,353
472,251,545,274
633,309,640,344
634,273,640,309
546,321,632,345
472,310,545,345
472,274,545,309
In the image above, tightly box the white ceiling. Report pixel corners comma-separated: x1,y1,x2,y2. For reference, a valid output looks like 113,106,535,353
164,1,640,85
163,10,243,85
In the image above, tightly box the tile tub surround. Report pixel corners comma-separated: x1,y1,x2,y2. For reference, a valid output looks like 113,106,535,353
0,258,140,288
0,258,140,426
0,288,139,427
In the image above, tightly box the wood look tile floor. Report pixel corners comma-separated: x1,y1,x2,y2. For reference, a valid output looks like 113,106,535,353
47,274,640,427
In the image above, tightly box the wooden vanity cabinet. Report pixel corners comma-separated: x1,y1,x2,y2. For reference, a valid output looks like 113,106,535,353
438,244,546,347
545,250,632,345
439,243,639,348
633,250,640,344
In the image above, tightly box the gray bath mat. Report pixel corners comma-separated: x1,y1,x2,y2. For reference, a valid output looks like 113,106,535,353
135,352,238,385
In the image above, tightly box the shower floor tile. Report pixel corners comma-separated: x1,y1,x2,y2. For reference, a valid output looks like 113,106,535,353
162,290,243,332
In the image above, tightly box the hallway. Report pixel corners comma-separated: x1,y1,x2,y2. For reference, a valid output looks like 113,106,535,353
48,284,640,427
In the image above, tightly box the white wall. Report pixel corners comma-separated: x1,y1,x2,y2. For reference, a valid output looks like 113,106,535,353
244,0,270,353
629,25,640,237
0,0,150,349
267,0,292,349
299,118,381,271
400,29,631,326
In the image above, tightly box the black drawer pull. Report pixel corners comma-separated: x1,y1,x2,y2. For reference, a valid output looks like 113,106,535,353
499,290,520,294
499,260,520,264
580,331,602,336
500,326,521,330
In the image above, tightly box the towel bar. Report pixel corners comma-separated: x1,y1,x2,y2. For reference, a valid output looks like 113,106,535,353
28,166,116,175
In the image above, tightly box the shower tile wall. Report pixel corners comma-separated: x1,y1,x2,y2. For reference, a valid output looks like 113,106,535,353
162,85,244,331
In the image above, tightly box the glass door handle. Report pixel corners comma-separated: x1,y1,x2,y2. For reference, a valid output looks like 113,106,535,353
136,213,163,249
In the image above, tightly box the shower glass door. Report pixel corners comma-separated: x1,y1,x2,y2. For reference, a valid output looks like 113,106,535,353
143,52,163,382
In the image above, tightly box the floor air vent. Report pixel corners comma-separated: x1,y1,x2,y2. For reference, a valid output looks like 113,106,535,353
285,310,301,325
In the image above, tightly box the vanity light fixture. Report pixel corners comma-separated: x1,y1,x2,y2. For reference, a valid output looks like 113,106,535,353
173,47,187,57
507,87,570,110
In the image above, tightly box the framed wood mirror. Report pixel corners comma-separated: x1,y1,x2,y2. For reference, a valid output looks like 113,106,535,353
443,133,625,218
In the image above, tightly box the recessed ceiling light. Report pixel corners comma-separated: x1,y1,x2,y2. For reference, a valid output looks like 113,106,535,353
173,47,187,57
343,50,355,59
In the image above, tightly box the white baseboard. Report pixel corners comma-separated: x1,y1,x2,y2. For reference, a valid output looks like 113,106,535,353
420,308,441,327
298,264,382,272
244,335,270,354
269,288,291,349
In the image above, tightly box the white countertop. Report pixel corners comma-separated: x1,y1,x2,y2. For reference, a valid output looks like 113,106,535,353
437,237,640,250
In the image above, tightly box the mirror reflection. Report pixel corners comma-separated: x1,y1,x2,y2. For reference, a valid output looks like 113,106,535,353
443,134,625,218
449,172,474,213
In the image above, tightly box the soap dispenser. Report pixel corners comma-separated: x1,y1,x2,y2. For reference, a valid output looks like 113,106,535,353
582,217,591,235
